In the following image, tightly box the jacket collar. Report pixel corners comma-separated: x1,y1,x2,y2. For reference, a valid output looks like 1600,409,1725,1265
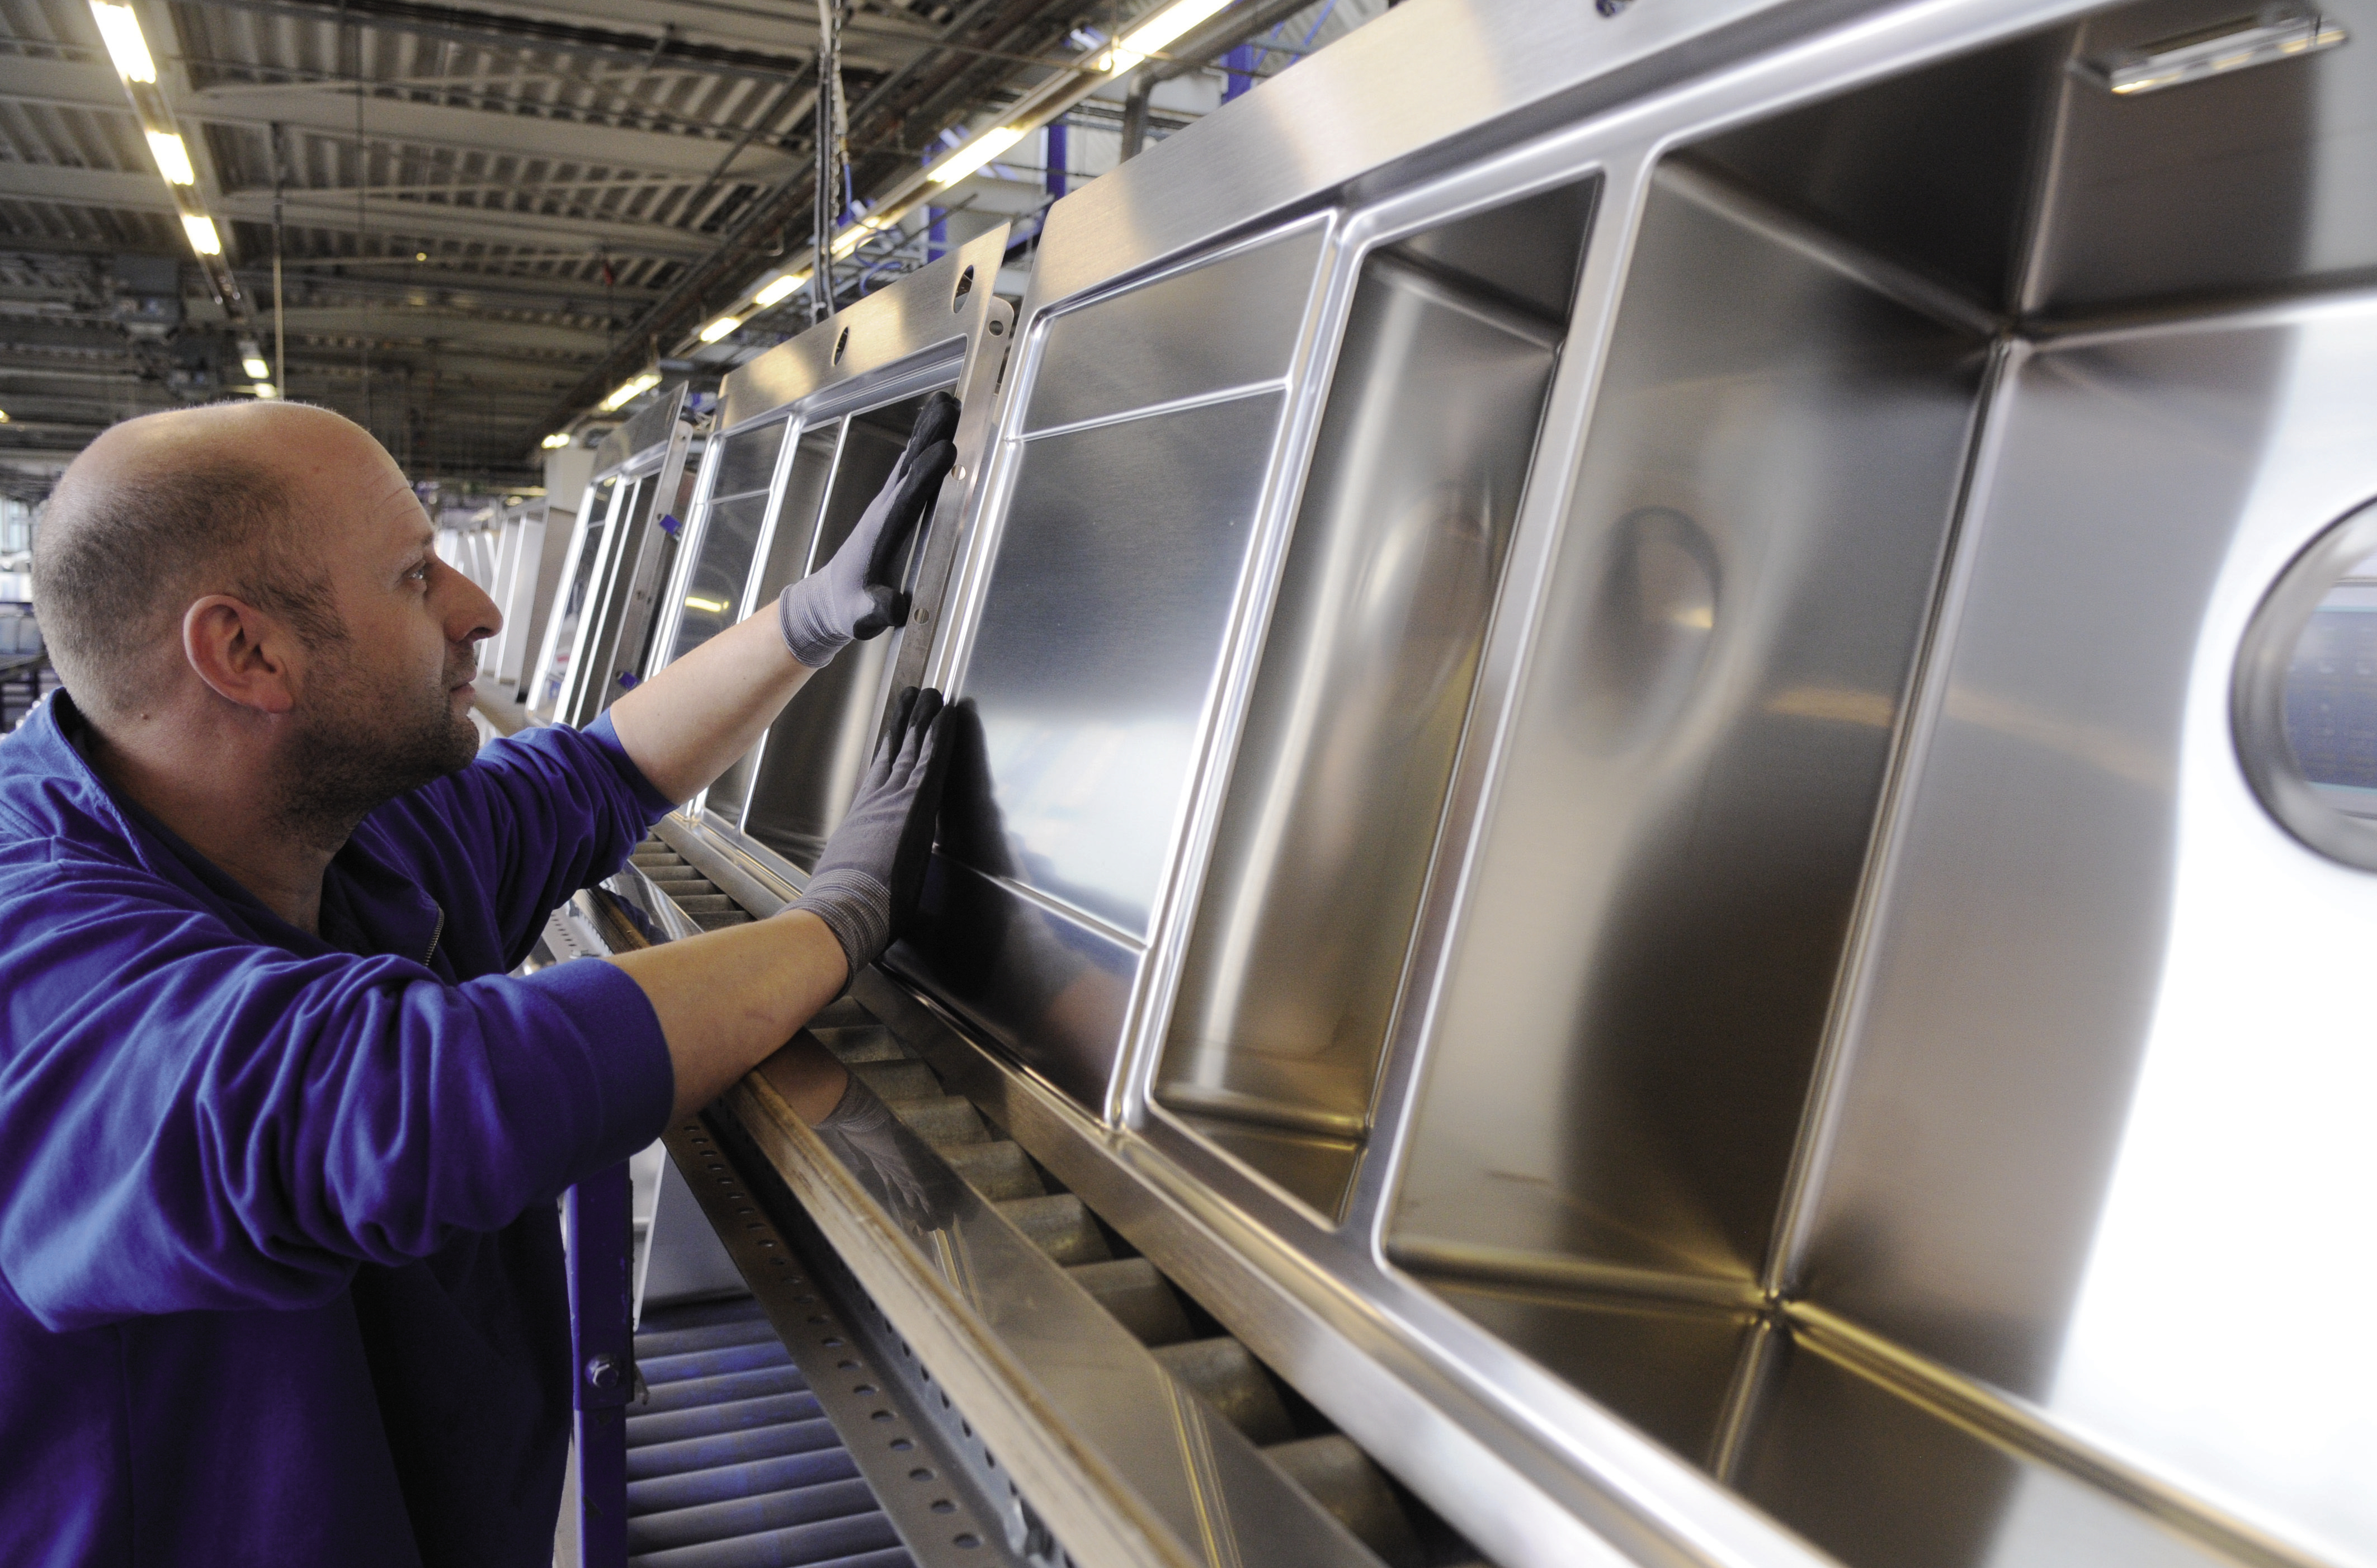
4,691,449,970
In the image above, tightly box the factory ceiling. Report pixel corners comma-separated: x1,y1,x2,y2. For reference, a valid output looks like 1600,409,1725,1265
0,0,1374,497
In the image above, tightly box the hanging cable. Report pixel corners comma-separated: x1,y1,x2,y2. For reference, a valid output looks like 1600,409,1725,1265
271,120,286,400
812,0,841,326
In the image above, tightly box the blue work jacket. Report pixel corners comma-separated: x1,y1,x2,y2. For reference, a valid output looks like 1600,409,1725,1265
0,691,679,1567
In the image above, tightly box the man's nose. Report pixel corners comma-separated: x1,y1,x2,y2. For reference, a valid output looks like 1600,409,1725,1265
440,560,503,645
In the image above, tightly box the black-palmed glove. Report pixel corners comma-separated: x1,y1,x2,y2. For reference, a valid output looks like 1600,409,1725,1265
777,391,960,668
784,686,953,975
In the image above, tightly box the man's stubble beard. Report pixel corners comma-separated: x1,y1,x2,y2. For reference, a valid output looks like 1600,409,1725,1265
277,638,480,851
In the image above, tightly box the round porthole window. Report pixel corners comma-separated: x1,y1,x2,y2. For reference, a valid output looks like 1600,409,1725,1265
2233,497,2377,870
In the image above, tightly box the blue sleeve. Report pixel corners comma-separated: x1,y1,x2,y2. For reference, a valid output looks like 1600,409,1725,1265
0,835,676,1333
395,712,676,971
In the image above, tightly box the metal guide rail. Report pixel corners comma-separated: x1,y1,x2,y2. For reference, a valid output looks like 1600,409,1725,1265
576,836,1486,1568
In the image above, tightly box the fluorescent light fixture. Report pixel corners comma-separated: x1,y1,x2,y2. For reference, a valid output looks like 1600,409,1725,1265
541,432,573,450
241,355,271,379
0,410,10,423
751,271,807,308
251,382,278,399
599,371,659,412
181,214,222,256
89,2,157,83
145,130,195,186
927,125,1027,187
697,314,744,343
683,594,729,614
829,215,895,257
1101,0,1234,72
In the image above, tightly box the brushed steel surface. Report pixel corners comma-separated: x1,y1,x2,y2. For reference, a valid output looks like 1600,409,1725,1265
699,419,839,833
1022,221,1327,435
1022,0,1808,313
1154,194,1586,1208
585,395,696,718
742,399,930,870
2024,0,2375,314
716,229,1012,434
709,416,789,500
526,492,606,720
946,389,1290,939
1391,160,1984,1288
532,475,625,722
1786,297,2377,1566
897,853,1139,1109
662,418,787,668
719,1053,1398,1568
857,967,1833,1568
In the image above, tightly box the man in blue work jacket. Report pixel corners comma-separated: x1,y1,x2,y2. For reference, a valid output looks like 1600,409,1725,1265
0,394,960,1566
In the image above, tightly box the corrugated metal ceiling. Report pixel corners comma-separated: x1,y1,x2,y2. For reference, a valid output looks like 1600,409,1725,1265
0,0,1376,495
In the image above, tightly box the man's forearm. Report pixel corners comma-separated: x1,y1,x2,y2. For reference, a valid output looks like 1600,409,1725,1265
607,612,815,802
608,908,851,1120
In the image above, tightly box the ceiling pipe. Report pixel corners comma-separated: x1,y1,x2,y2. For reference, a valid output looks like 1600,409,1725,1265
1120,0,1319,160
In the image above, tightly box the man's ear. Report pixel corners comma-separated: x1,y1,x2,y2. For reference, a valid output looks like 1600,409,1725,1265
183,594,300,716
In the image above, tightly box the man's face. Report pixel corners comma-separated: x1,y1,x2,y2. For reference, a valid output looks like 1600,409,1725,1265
275,437,501,828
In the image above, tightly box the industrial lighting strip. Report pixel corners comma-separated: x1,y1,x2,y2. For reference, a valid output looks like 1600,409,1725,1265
564,0,1232,441
688,0,1237,354
86,1,276,398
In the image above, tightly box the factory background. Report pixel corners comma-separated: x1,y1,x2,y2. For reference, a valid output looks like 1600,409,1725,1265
3,2,2374,1568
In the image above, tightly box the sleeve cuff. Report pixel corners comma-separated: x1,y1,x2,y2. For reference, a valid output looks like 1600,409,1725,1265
512,955,676,1170
585,711,678,820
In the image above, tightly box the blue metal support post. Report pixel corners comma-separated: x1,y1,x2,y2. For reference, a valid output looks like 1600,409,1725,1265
565,1162,635,1568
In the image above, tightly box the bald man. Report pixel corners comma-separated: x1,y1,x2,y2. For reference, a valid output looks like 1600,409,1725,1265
0,398,958,1566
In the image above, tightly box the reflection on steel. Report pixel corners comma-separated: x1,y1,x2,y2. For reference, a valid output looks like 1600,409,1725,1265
721,1057,1394,1568
579,388,697,728
1394,157,1985,1294
1157,181,1595,1217
2075,2,2347,96
536,388,694,728
2234,497,2377,868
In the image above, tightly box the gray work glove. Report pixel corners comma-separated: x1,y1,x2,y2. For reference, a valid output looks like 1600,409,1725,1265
785,686,952,975
814,1071,942,1231
776,391,960,668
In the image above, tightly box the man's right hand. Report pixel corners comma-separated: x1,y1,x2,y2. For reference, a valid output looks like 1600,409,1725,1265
776,393,960,669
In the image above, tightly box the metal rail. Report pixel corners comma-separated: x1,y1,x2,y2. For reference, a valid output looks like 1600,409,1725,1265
579,839,1482,1568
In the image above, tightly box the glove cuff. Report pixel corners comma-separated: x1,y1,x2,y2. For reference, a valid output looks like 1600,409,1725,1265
777,579,851,670
791,867,892,975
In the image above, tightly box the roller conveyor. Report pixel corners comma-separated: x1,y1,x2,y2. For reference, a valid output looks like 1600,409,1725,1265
625,1298,909,1568
598,836,1487,1568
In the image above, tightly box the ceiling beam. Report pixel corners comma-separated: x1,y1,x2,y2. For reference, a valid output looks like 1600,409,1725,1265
0,166,179,217
191,84,800,182
188,0,944,79
271,305,610,354
186,0,883,83
0,166,723,260
0,57,798,182
215,188,720,259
